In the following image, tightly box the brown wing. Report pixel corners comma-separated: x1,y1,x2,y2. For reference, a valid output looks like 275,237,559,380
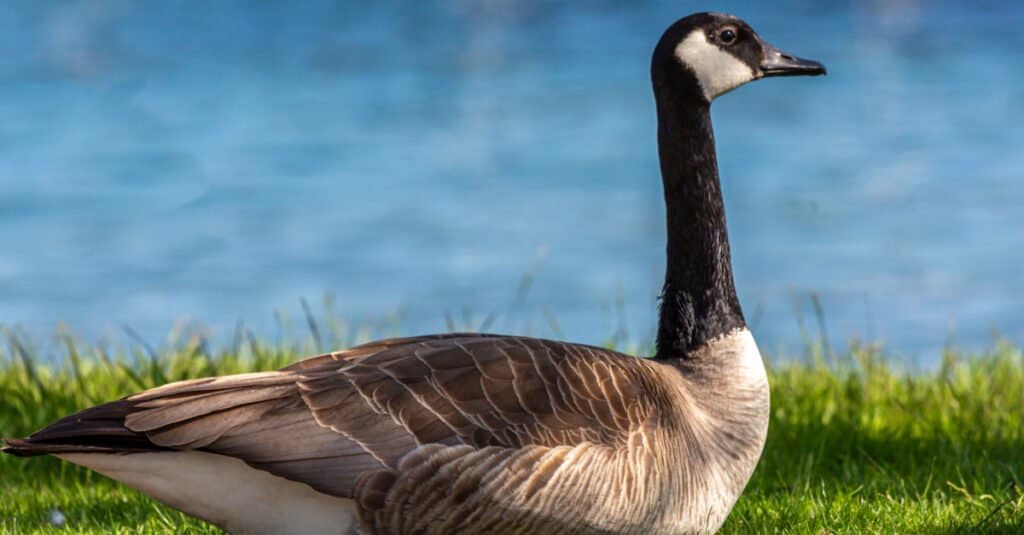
299,334,652,448
5,334,661,504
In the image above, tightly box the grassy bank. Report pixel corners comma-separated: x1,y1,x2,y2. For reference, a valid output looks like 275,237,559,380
1,332,1022,534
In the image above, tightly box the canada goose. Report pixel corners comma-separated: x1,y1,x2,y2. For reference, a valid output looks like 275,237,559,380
3,12,825,535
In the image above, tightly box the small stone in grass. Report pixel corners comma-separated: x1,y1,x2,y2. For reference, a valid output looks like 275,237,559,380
48,508,66,527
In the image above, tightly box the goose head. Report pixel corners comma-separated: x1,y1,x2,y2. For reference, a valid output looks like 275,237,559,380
652,12,826,103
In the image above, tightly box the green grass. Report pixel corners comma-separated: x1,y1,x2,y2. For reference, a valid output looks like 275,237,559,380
1,330,1022,534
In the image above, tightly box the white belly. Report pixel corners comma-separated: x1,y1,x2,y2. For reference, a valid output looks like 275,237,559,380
59,451,358,535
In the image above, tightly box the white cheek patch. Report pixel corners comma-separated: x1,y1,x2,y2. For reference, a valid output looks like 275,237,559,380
674,30,755,100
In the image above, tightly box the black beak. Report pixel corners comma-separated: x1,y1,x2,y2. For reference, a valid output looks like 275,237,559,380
760,43,827,77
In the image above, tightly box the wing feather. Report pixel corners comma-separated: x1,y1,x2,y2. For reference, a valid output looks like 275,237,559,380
7,333,662,512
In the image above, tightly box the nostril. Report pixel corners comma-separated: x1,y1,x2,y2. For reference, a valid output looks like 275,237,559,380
780,54,795,61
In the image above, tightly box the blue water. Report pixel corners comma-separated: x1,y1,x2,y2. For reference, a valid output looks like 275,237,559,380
1,1,1022,360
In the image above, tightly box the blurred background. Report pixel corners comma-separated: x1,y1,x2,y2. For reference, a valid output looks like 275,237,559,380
0,0,1021,362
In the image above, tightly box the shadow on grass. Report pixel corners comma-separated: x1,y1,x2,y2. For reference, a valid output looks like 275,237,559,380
937,519,1024,535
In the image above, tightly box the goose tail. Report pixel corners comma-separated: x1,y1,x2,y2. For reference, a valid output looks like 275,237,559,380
2,399,160,457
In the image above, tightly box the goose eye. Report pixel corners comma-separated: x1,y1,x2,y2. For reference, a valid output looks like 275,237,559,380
719,28,737,45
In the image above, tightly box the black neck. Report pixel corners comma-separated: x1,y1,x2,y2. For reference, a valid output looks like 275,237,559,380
652,83,745,359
